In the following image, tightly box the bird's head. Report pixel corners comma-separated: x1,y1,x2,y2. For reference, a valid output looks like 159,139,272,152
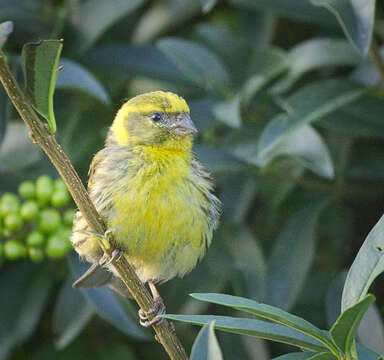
109,91,196,151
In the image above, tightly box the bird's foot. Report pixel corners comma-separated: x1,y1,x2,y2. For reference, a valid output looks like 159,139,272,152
138,296,166,327
99,247,123,267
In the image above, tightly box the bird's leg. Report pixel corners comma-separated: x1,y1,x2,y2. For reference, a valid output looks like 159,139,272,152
79,227,123,266
138,281,166,327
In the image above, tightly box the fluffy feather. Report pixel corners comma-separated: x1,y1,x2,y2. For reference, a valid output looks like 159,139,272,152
71,91,221,285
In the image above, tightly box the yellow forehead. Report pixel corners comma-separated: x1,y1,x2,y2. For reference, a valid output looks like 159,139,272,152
122,91,189,115
111,91,190,145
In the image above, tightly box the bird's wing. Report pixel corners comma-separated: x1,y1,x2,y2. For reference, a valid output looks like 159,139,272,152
87,148,107,189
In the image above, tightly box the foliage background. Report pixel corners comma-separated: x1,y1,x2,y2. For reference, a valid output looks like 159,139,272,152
0,0,383,359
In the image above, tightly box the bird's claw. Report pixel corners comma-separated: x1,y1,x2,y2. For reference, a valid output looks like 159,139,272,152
99,247,123,267
138,297,166,327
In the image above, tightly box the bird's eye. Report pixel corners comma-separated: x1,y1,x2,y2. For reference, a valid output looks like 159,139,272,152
151,112,162,123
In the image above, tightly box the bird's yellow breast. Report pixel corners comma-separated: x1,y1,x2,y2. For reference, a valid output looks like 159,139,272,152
106,145,211,282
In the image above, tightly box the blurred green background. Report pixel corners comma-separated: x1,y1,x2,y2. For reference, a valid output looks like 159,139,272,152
0,0,383,359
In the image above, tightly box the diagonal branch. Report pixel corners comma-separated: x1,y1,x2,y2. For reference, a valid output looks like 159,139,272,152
0,49,187,360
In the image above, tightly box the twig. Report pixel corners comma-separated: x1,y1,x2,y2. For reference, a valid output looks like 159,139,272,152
370,39,384,89
0,49,188,360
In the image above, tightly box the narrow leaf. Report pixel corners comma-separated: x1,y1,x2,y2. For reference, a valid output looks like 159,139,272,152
53,276,94,349
311,0,376,56
72,0,147,52
163,314,328,352
157,37,230,95
56,58,110,105
272,38,361,94
191,293,336,352
22,39,63,133
0,21,13,48
201,0,218,13
69,255,147,340
342,214,384,310
190,321,223,360
330,294,375,354
267,202,327,310
257,79,365,163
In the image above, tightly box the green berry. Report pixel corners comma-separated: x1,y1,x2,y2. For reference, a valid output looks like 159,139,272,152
20,200,39,221
36,175,54,206
46,235,69,258
28,246,44,263
54,178,67,191
63,209,76,226
39,208,61,233
0,193,20,216
4,213,23,232
26,231,45,247
51,190,70,208
18,181,35,199
4,239,26,260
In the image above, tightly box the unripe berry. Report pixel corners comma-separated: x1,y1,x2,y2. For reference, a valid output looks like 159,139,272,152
39,208,61,233
20,200,39,221
4,239,26,260
26,231,45,247
54,178,67,192
28,246,44,263
0,193,20,216
46,235,69,258
18,181,36,199
36,175,54,206
51,190,70,208
4,213,23,232
63,209,76,226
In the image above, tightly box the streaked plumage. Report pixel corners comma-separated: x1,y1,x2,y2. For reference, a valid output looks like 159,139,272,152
71,91,221,291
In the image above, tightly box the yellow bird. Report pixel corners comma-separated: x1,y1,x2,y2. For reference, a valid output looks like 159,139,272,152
71,91,221,326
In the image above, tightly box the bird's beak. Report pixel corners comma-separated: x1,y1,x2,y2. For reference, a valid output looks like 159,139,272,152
170,114,198,136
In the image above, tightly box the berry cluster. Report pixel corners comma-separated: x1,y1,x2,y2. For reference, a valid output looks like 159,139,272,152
0,175,75,262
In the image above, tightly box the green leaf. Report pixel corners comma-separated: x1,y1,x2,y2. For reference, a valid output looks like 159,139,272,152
319,96,384,139
356,343,383,360
273,352,316,360
242,47,288,102
85,44,190,84
162,314,328,352
213,95,241,128
157,37,230,96
201,0,218,13
267,201,327,310
56,58,110,105
0,263,56,359
342,214,384,310
0,21,13,48
72,0,147,52
190,321,223,360
52,276,94,349
257,79,365,165
272,38,362,94
0,122,41,173
330,294,375,354
190,293,337,352
69,255,147,340
228,0,336,26
357,303,384,355
22,39,63,133
273,353,337,360
258,125,334,179
311,0,376,56
132,0,201,43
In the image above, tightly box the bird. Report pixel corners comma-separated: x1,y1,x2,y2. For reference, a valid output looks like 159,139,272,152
71,91,221,326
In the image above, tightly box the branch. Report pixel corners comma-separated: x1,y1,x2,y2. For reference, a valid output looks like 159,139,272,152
0,49,187,360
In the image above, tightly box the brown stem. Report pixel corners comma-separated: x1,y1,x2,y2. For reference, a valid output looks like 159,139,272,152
0,50,187,360
370,39,384,89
